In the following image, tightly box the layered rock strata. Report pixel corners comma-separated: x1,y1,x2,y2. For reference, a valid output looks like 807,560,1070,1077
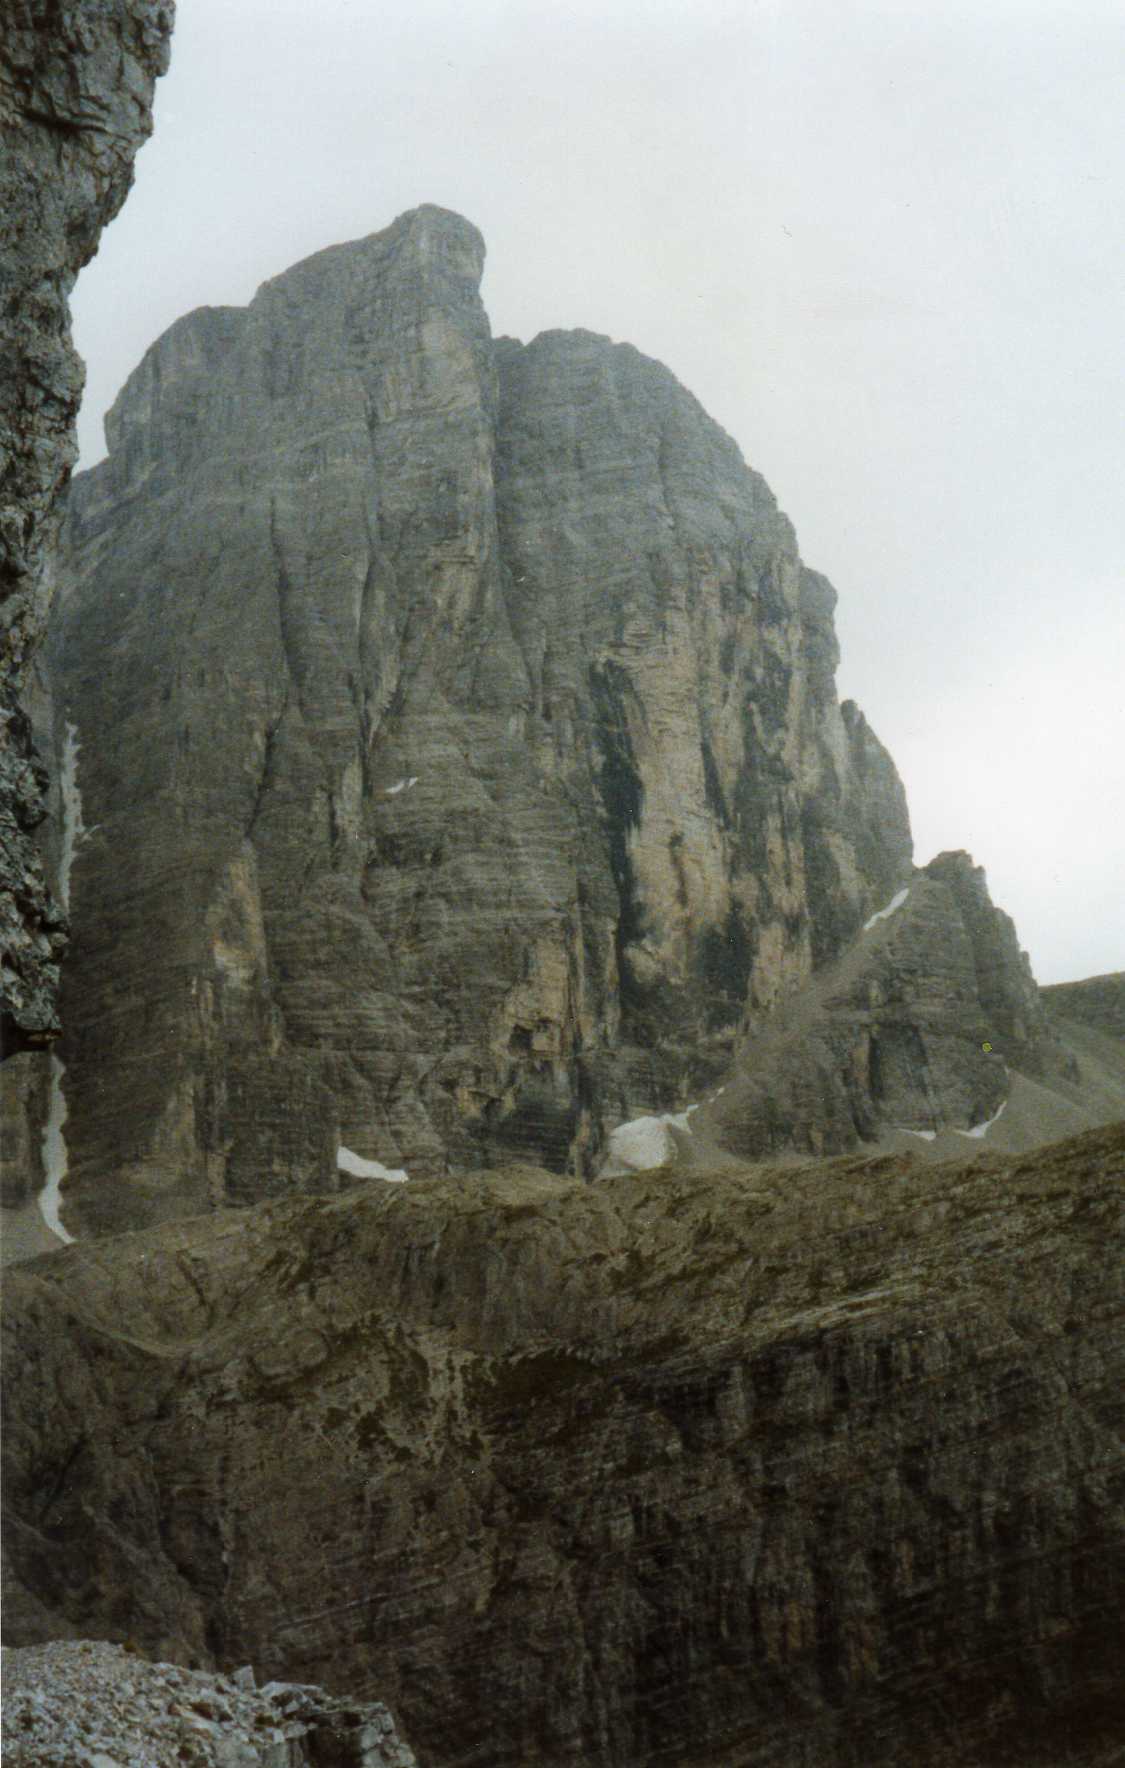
0,0,175,1055
45,204,911,1232
1,1639,416,1767
4,1123,1123,1765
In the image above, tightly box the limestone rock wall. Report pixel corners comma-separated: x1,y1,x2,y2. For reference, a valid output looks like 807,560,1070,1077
4,1124,1123,1765
0,0,174,1056
46,205,912,1232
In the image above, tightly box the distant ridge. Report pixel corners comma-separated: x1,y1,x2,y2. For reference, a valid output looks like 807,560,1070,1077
1041,971,1125,1041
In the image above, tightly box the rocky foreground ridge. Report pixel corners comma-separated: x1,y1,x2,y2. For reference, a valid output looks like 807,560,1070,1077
34,202,918,1234
0,1638,416,1766
4,1121,1124,1765
0,0,174,1056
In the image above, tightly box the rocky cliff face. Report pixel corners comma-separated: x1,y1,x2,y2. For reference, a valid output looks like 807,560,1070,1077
691,849,1076,1164
4,1122,1123,1766
0,0,174,1057
44,204,912,1234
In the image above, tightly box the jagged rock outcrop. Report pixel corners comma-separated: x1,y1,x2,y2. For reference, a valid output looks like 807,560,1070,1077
1,1640,416,1766
42,204,911,1233
0,0,175,1056
4,1123,1123,1765
689,850,1080,1163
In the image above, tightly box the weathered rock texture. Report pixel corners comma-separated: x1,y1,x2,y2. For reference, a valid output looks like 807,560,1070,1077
1,1639,416,1766
0,0,175,1055
45,203,911,1232
4,1123,1123,1765
694,850,1077,1163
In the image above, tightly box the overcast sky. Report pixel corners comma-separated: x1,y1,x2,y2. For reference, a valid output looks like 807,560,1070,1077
70,0,1124,984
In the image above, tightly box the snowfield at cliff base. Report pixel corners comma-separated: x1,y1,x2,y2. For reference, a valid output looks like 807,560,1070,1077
337,1145,409,1182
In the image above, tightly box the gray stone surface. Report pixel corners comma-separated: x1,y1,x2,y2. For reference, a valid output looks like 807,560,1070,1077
0,1639,416,1766
44,205,912,1233
4,1123,1123,1765
0,0,174,1056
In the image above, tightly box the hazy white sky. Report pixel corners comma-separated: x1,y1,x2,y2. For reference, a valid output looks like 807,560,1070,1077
70,0,1124,984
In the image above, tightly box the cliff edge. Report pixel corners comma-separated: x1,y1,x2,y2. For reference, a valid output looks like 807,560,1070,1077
0,0,174,1054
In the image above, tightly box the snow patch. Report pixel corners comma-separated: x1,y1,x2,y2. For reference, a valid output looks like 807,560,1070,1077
385,777,418,797
39,1056,74,1244
57,721,86,912
606,1106,697,1173
607,1117,674,1171
863,887,909,932
38,722,85,1247
955,1099,1008,1140
337,1144,409,1183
